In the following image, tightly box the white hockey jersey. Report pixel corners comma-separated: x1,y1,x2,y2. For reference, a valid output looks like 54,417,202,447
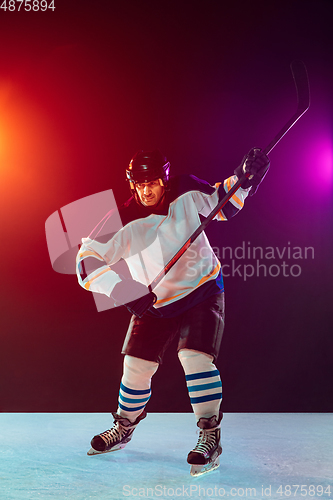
76,174,249,316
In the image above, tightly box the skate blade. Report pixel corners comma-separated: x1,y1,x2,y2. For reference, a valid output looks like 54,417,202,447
87,443,126,456
190,457,220,477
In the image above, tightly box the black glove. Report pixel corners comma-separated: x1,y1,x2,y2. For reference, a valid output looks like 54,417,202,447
111,278,157,318
234,148,270,195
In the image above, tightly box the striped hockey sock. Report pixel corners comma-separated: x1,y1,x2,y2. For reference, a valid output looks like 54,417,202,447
178,349,222,421
117,355,159,422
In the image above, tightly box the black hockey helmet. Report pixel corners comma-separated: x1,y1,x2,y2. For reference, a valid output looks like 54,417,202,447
126,150,170,192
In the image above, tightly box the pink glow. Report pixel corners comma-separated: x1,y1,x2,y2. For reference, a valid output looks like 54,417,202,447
304,134,333,191
317,140,333,185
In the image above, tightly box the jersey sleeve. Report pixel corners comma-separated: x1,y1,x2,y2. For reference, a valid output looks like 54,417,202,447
76,236,123,297
217,174,251,220
192,174,250,221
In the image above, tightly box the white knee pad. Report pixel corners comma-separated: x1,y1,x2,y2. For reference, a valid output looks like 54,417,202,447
122,355,159,389
118,355,159,421
178,348,222,421
178,348,214,371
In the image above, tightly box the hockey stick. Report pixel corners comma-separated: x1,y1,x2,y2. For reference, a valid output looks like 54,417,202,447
148,60,310,292
263,60,310,155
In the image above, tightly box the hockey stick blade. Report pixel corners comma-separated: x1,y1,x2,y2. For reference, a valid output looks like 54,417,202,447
148,61,310,292
263,60,310,155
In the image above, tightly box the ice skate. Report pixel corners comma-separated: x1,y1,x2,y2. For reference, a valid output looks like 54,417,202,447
187,412,223,476
87,410,146,456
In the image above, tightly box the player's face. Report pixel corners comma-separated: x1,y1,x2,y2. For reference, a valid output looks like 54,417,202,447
135,179,165,207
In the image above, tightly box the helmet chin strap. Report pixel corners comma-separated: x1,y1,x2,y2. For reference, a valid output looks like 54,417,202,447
152,189,166,209
136,187,166,209
134,178,166,209
153,179,167,208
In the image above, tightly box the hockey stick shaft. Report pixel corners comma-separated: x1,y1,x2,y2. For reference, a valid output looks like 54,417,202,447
149,61,310,292
263,60,310,155
149,174,247,291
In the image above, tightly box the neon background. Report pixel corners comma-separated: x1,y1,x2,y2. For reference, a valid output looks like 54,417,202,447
0,0,332,412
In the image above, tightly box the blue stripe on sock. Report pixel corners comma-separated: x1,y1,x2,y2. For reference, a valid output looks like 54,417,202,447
118,401,147,412
120,382,151,396
190,392,222,404
118,394,151,404
187,380,222,393
185,369,220,382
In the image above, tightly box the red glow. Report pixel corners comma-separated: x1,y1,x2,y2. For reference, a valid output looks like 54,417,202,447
0,80,71,230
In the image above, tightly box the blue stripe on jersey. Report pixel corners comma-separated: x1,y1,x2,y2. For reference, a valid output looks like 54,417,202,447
118,394,151,404
185,369,220,382
189,392,222,405
187,380,222,393
118,401,147,412
120,382,151,396
215,270,224,293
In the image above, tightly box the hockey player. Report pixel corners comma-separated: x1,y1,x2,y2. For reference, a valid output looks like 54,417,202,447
76,149,269,475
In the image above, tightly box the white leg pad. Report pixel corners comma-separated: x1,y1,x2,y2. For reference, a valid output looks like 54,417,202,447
178,348,222,421
117,355,159,421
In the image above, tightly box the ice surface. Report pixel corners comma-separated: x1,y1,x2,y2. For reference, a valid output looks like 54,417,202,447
0,413,332,500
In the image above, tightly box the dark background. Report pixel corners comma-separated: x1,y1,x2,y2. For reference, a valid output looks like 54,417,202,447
0,0,332,412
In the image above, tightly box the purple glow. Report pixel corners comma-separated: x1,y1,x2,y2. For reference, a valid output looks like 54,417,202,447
317,140,333,185
303,134,333,191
